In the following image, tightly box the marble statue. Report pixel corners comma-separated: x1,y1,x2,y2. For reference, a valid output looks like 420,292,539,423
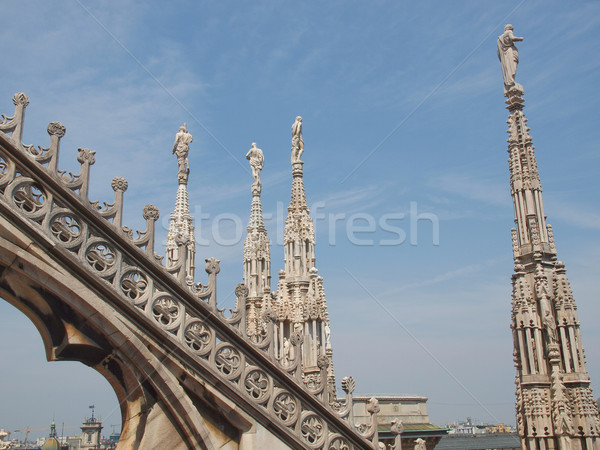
291,116,304,163
497,24,524,93
324,323,331,349
543,309,558,344
246,142,264,187
414,438,426,450
173,123,193,175
282,337,290,365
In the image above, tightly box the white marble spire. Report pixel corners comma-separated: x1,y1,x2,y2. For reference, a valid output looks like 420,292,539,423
243,143,271,337
274,116,335,401
501,27,600,450
166,124,196,282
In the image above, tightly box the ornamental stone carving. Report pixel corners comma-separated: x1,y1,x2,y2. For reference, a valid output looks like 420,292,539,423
142,204,159,221
184,322,213,355
244,369,271,402
120,269,149,302
77,147,96,165
317,354,330,370
111,176,128,192
85,242,116,275
272,391,298,425
12,181,46,215
215,345,243,378
47,121,66,137
50,213,82,245
300,414,325,447
205,257,221,274
12,92,29,106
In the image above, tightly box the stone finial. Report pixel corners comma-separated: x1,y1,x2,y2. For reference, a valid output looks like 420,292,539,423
414,438,426,450
367,397,380,415
291,116,304,163
317,354,329,370
497,24,524,95
290,331,303,346
235,283,249,300
111,176,128,192
391,419,404,435
205,257,221,275
77,148,96,165
246,142,264,191
47,122,66,138
262,308,277,323
172,123,192,183
341,376,355,394
143,204,160,221
12,92,29,107
390,419,404,450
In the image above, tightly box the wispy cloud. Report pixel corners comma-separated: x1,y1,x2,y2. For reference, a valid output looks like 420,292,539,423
378,257,503,298
428,173,510,207
312,184,387,214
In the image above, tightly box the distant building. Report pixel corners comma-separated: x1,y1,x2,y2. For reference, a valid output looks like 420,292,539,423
66,414,103,450
447,418,517,436
352,395,448,449
40,422,66,450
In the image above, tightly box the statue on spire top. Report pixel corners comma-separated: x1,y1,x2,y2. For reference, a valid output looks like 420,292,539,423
498,24,524,94
246,142,264,190
173,123,193,180
291,116,304,163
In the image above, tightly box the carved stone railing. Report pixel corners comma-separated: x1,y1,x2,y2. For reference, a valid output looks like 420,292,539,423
0,92,391,449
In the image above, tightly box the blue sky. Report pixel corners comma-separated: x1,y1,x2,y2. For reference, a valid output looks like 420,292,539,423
1,0,599,441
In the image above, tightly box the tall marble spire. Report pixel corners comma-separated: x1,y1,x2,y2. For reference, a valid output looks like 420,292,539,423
274,116,335,400
166,124,196,282
243,143,271,337
499,26,600,450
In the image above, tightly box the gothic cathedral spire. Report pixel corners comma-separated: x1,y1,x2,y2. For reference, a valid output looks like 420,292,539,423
243,143,271,338
274,116,336,401
498,25,600,449
166,124,196,283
